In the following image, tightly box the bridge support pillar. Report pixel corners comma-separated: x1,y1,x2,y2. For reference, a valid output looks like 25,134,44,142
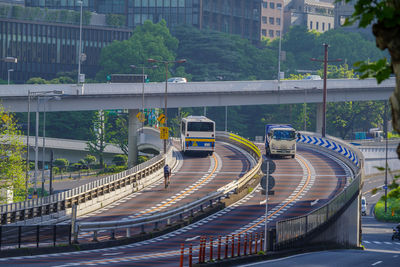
128,109,140,168
316,103,323,134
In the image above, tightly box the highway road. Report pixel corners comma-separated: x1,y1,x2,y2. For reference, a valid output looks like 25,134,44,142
0,144,353,266
239,172,400,267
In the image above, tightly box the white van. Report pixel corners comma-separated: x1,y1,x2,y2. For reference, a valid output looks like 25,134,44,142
361,196,367,216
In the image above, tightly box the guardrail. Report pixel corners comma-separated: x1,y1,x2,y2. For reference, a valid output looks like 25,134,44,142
275,132,364,249
72,131,262,243
0,150,167,225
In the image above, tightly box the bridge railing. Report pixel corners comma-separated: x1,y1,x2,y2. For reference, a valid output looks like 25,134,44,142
0,147,167,225
72,131,262,242
275,132,364,249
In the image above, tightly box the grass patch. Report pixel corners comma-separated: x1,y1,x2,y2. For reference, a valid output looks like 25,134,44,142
374,196,400,222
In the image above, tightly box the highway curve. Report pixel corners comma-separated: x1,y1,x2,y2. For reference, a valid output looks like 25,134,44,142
0,146,353,266
69,142,254,242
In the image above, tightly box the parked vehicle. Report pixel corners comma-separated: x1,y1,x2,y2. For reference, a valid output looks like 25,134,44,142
265,124,297,158
361,196,367,216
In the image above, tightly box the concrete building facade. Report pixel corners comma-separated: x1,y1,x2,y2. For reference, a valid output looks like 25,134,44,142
284,0,334,33
260,0,284,39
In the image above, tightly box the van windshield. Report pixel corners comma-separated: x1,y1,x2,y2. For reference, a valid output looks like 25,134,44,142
273,130,296,140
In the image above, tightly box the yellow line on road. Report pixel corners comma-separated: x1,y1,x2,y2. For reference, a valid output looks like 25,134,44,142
238,155,312,235
134,153,219,218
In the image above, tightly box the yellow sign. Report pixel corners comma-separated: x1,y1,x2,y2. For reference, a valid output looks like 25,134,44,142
157,114,166,124
193,141,198,146
160,127,169,139
136,112,145,122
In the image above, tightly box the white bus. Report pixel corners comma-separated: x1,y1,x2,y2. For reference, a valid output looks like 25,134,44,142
181,116,215,155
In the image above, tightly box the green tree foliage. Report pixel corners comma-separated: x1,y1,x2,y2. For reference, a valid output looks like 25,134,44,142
87,110,107,168
82,154,97,170
96,20,187,82
53,158,69,173
107,114,128,155
0,106,26,203
343,0,400,159
112,154,127,166
106,14,126,27
173,25,276,81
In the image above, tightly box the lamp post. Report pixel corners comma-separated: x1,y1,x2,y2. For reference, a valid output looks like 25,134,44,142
28,90,63,197
77,0,83,84
41,95,61,197
147,58,186,154
277,5,283,84
130,64,158,132
7,69,14,85
311,44,341,137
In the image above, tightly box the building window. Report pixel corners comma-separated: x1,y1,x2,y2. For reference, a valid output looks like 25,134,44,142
328,23,331,29
277,3,282,9
322,22,325,31
262,29,267,36
269,17,274,25
262,16,267,24
316,22,319,30
270,2,275,9
277,30,280,37
277,18,281,25
310,21,313,29
269,30,274,37
263,2,267,8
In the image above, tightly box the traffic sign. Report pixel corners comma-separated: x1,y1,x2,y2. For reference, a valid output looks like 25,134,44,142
158,114,166,124
136,112,145,122
260,175,275,191
160,127,169,139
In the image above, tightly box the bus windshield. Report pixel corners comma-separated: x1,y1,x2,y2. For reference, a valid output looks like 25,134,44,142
273,130,296,140
188,122,214,132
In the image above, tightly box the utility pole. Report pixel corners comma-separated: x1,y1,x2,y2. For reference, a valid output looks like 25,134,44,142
311,44,341,137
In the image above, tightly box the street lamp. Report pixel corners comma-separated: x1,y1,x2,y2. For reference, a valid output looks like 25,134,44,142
7,69,13,85
41,95,61,197
130,64,158,132
147,58,186,154
277,4,284,86
311,44,341,137
28,90,63,197
77,0,84,84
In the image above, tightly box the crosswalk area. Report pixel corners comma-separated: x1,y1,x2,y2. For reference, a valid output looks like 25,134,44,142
362,240,400,250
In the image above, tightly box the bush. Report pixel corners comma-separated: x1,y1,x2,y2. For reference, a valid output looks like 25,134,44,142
53,158,69,173
97,165,126,175
70,162,83,172
112,154,127,166
138,156,149,164
375,191,400,222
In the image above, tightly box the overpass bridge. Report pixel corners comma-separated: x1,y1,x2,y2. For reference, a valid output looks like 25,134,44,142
0,77,394,167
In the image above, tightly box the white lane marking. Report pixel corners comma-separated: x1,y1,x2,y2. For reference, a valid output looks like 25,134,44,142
185,236,200,241
371,261,382,266
102,252,123,256
311,199,319,206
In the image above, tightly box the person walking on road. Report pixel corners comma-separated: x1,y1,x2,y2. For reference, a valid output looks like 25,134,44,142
164,164,171,188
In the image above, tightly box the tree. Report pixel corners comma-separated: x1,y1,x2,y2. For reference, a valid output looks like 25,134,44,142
82,154,97,170
344,0,400,158
173,25,276,81
112,154,127,166
107,114,128,156
96,20,188,82
53,158,69,173
0,106,26,203
87,110,107,168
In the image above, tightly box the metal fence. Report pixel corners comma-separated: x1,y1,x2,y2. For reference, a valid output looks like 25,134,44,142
0,224,71,250
275,133,364,249
0,151,166,225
